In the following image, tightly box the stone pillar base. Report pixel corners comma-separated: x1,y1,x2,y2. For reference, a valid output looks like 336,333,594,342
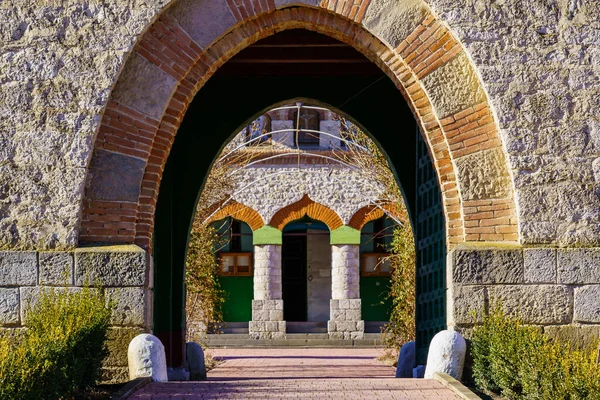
249,300,286,339
328,299,364,340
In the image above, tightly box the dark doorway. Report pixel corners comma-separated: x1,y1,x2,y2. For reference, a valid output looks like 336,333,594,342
282,230,308,321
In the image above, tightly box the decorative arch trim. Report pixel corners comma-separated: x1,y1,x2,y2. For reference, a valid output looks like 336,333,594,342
80,1,519,252
203,201,264,231
348,203,406,231
269,194,343,231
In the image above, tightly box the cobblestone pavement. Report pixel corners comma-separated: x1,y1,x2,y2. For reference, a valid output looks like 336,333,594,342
128,348,461,399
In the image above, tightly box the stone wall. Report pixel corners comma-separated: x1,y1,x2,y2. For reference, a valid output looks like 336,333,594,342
232,164,385,225
2,0,600,380
1,1,598,247
0,1,168,249
0,245,151,382
425,0,600,246
448,246,600,347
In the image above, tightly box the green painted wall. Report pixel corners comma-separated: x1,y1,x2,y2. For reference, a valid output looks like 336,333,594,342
330,226,360,245
359,217,395,321
219,276,253,322
213,218,253,322
360,276,392,321
253,225,282,245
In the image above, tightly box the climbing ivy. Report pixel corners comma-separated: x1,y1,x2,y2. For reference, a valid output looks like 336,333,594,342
335,117,416,349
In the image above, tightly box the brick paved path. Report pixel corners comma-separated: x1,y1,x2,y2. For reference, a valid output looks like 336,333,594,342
128,348,461,399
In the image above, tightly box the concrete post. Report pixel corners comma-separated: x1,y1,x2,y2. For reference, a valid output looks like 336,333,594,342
328,244,364,339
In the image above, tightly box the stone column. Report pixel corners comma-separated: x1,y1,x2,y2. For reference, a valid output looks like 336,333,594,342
249,244,286,339
328,244,364,339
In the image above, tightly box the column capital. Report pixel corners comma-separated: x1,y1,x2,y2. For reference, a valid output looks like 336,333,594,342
252,225,282,245
330,226,361,245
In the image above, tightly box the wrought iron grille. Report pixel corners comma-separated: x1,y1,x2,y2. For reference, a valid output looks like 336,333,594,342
414,127,447,364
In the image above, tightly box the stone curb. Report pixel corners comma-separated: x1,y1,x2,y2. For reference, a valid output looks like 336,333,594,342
111,377,151,400
431,372,481,400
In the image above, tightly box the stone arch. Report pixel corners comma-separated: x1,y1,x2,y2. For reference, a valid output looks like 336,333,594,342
348,203,406,231
269,194,343,231
204,201,264,231
80,0,518,251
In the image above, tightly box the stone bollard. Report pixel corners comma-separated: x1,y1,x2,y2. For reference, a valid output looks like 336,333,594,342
424,330,466,380
128,334,168,382
395,341,416,378
186,342,207,380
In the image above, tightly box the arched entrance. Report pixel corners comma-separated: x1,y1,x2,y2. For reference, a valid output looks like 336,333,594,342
81,2,518,369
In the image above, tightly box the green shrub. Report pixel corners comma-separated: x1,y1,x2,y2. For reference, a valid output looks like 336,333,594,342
383,221,416,348
471,307,600,399
0,286,112,400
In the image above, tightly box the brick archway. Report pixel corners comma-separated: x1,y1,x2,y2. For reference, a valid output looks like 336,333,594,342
269,194,343,231
204,201,264,231
348,203,406,231
81,1,518,251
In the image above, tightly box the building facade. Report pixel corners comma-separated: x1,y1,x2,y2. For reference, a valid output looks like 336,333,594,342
1,0,600,381
203,105,401,340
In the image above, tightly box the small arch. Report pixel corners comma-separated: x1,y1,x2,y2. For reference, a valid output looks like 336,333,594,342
204,201,264,231
348,203,406,231
269,194,343,231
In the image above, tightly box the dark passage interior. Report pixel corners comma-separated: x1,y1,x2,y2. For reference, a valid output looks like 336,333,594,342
153,29,445,367
282,231,308,322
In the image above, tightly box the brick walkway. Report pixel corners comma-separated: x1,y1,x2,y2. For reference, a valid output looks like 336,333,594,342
128,348,461,399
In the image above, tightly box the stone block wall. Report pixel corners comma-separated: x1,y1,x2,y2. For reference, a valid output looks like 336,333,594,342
232,166,385,227
249,300,286,339
448,246,600,346
0,245,151,383
425,0,600,246
328,299,364,340
0,0,598,250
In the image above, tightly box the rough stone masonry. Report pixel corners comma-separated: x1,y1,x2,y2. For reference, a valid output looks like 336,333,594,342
1,0,600,382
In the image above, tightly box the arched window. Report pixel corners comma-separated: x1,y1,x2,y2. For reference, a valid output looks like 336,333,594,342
245,114,271,144
293,108,320,147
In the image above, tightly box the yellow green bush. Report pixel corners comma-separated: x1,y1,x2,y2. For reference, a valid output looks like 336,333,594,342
0,286,112,400
471,307,600,399
186,223,226,340
383,221,416,348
